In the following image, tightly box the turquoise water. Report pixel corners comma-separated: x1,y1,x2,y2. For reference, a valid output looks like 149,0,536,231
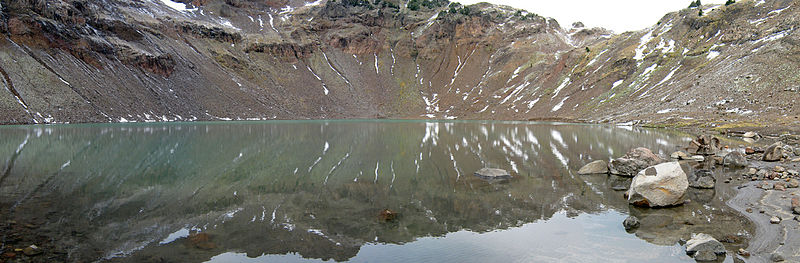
0,121,748,262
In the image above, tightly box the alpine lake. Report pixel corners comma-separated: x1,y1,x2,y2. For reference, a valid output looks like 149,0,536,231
0,120,752,262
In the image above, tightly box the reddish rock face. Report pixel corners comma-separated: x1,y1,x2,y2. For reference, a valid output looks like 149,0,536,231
0,0,799,126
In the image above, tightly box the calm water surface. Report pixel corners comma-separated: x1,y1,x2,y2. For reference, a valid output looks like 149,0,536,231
0,121,750,262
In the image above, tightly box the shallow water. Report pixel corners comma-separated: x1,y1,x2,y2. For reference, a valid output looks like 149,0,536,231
0,121,750,262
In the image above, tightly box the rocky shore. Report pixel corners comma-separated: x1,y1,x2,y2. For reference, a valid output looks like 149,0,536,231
578,129,800,262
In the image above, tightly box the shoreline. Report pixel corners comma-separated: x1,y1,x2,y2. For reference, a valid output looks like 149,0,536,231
728,182,800,262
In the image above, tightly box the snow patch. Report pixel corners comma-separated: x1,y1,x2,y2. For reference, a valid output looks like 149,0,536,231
551,97,568,112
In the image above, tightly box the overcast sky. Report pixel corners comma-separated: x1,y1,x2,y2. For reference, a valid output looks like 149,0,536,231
455,0,728,32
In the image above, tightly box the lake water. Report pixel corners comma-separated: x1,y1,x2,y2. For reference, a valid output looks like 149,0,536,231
0,121,751,262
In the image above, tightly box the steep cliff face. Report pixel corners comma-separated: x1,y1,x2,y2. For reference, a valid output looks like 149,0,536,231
0,0,798,127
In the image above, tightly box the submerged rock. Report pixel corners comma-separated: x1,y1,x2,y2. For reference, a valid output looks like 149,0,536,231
578,160,608,175
686,233,726,259
763,142,784,162
627,162,688,207
473,168,511,179
688,170,716,189
792,197,800,214
722,152,748,167
609,147,664,177
622,216,640,231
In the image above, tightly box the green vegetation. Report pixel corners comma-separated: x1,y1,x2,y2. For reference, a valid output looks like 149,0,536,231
340,0,371,7
407,0,449,11
725,0,735,5
688,0,701,8
698,9,703,16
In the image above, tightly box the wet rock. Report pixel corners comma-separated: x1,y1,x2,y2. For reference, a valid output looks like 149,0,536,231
22,245,42,256
577,160,608,175
379,209,398,222
609,147,664,177
745,147,756,155
686,233,726,259
763,142,784,162
689,135,722,155
792,197,800,214
771,252,784,262
737,248,750,257
622,215,640,231
774,182,786,191
671,151,690,160
695,250,717,261
627,162,688,207
688,169,716,189
609,175,631,191
722,152,748,167
770,216,781,224
474,168,511,179
2,252,16,259
747,168,758,175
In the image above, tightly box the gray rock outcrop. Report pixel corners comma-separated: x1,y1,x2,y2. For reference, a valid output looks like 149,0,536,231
578,160,608,175
609,147,664,177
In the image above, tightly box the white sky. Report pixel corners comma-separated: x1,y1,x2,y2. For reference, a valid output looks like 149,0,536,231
456,0,728,32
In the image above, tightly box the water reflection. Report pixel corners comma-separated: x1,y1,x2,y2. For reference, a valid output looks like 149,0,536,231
0,121,747,262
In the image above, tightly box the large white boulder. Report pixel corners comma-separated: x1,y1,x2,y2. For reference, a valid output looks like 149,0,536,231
627,162,688,207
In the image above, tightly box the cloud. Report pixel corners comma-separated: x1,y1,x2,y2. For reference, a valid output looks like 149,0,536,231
455,0,727,32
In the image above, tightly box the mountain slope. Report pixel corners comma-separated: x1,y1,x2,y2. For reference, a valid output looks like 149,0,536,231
0,0,798,128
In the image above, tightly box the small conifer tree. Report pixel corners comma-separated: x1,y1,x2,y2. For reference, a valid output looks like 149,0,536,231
725,0,735,5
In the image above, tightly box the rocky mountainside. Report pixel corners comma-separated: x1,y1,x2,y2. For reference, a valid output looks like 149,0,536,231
0,0,798,128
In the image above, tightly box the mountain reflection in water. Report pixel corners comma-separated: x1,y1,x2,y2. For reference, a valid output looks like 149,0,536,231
0,121,750,262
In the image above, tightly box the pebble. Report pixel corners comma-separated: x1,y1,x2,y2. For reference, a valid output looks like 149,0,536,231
737,248,751,257
22,245,42,256
770,216,782,224
771,252,785,262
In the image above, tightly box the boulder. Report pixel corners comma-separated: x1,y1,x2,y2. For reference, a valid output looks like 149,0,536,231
577,160,608,175
609,147,664,177
763,142,784,162
695,250,717,261
788,179,799,188
688,169,716,189
474,168,511,179
770,216,781,224
622,215,640,231
686,233,726,258
627,162,688,207
743,131,758,138
689,135,721,155
722,151,748,167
